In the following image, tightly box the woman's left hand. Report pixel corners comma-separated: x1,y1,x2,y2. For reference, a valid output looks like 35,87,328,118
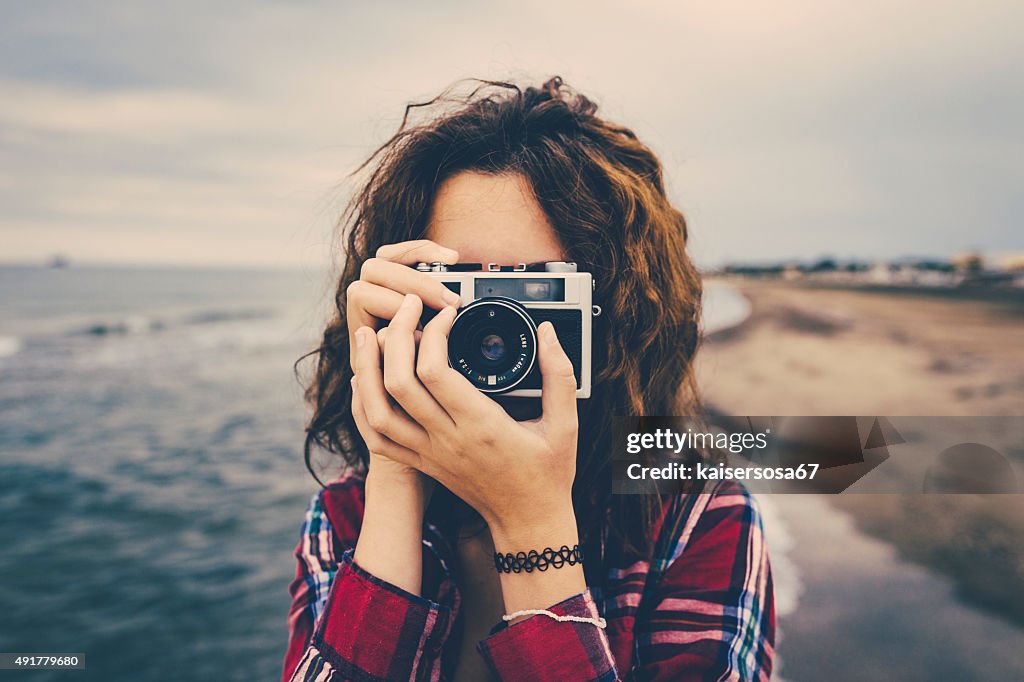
351,293,580,543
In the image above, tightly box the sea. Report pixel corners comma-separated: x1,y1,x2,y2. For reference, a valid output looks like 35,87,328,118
0,264,331,681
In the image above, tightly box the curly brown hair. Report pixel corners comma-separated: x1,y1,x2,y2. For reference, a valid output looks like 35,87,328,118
301,77,704,558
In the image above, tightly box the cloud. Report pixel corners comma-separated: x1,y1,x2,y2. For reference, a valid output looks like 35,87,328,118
0,81,241,137
1,0,1021,266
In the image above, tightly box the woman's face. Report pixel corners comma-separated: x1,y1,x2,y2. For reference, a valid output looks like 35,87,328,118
425,171,564,265
425,171,564,419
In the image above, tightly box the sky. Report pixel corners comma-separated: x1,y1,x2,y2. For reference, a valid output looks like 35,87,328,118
1,1,1021,268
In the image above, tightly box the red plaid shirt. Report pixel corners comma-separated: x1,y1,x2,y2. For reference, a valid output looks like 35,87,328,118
281,473,774,681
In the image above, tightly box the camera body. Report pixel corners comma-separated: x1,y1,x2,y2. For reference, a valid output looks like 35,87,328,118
415,261,595,399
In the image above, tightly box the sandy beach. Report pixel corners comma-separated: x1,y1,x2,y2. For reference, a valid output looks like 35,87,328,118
698,279,1024,416
698,279,1024,680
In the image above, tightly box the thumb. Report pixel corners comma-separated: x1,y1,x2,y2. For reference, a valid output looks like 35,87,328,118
537,321,579,438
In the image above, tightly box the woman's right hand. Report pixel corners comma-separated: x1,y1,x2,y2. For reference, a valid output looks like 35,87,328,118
349,240,458,595
346,239,462,370
347,240,459,494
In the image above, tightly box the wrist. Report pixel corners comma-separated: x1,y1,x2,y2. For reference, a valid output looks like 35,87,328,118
488,498,578,553
365,458,432,513
356,462,429,596
488,500,587,619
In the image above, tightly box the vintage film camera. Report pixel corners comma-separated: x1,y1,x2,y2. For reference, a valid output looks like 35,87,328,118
415,261,598,398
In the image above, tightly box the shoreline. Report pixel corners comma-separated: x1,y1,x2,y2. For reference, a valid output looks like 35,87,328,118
695,278,1024,677
701,279,753,336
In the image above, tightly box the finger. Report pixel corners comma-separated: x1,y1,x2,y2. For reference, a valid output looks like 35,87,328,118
536,322,579,440
361,257,462,311
353,326,430,452
384,295,454,430
346,280,406,367
375,240,458,265
377,327,421,349
351,380,422,469
417,305,506,422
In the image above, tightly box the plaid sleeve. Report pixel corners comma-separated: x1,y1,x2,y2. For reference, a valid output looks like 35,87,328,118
281,489,340,682
636,481,775,681
282,487,455,682
476,590,618,681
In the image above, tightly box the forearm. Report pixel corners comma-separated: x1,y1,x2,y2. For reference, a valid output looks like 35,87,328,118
479,499,615,681
353,468,427,595
489,499,587,620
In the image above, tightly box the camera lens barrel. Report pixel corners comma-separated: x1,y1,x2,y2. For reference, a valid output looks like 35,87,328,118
447,297,538,393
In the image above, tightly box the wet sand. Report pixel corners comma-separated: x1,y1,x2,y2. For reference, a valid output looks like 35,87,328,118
696,278,1024,681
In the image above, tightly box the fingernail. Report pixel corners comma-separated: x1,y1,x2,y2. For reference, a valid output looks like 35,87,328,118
442,290,461,306
402,293,418,308
442,248,458,263
355,329,366,348
350,376,358,391
542,322,558,345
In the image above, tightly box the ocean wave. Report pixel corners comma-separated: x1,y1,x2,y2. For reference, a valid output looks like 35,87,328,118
756,495,802,618
183,309,275,325
78,316,165,336
71,308,275,338
702,281,752,334
0,336,21,358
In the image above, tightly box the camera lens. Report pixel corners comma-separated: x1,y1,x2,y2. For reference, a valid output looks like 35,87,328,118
480,334,506,362
448,297,537,394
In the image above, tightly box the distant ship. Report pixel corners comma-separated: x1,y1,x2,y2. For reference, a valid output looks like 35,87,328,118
47,254,70,268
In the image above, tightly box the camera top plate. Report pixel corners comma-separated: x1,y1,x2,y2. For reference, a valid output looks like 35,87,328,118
414,261,578,273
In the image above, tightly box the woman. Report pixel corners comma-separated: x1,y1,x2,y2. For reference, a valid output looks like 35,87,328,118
282,77,774,681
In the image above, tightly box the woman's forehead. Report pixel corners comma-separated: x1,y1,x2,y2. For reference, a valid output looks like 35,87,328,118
425,171,564,265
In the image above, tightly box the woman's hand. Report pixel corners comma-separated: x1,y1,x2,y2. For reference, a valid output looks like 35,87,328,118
346,239,460,486
346,239,462,371
347,240,459,596
353,292,585,616
351,293,580,543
